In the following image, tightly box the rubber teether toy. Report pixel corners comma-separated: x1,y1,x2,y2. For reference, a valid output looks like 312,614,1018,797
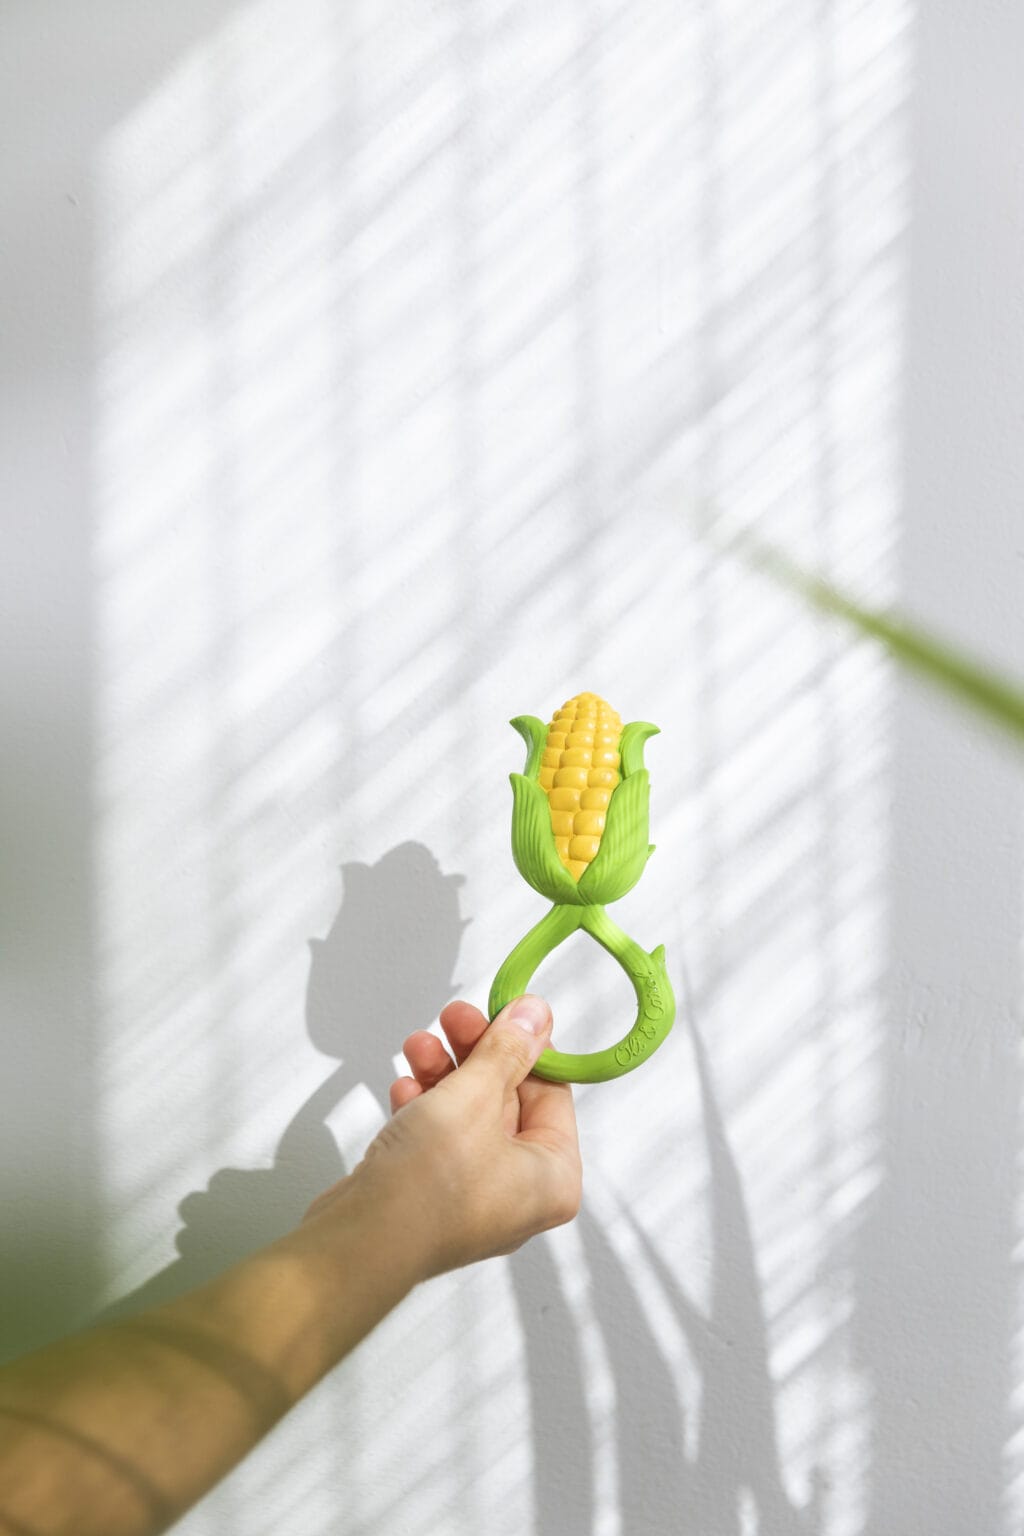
488,692,676,1083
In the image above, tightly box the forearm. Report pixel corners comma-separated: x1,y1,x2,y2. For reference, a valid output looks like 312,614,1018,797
0,1174,421,1536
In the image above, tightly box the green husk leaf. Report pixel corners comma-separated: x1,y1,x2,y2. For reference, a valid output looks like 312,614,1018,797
509,772,583,905
619,720,660,777
509,715,549,779
576,769,652,904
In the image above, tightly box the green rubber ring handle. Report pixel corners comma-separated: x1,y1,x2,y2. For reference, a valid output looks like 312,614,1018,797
488,902,675,1083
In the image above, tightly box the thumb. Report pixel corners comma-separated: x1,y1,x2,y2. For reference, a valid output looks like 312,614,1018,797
461,994,553,1092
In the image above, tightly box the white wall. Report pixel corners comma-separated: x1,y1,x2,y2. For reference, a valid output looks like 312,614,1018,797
3,1,1022,1532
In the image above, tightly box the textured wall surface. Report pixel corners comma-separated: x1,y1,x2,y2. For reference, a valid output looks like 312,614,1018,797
3,2,1023,1532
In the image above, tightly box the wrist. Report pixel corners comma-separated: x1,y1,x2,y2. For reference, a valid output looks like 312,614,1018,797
289,1167,432,1349
315,1162,438,1288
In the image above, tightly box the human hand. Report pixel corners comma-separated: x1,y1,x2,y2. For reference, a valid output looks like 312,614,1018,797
0,1000,577,1536
306,996,581,1282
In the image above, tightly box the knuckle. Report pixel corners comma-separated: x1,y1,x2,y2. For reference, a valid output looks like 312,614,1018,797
550,1172,583,1228
488,1028,532,1072
553,1189,581,1228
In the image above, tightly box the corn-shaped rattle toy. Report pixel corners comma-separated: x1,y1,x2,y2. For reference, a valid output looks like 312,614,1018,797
489,692,676,1082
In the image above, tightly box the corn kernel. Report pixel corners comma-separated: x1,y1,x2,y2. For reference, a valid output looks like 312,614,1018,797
581,787,611,810
554,766,589,790
569,834,601,862
539,692,624,881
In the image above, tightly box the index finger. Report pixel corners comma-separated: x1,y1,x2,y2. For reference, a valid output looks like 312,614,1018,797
438,999,491,1065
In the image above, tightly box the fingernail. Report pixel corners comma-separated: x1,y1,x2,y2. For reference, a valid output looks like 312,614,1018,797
505,995,551,1035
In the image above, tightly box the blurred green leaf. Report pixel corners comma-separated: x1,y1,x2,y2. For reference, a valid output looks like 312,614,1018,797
719,528,1024,747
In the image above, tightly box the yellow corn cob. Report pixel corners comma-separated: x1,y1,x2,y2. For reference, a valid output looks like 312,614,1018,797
537,691,623,881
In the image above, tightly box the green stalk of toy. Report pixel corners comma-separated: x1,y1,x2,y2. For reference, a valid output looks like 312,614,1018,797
488,902,676,1084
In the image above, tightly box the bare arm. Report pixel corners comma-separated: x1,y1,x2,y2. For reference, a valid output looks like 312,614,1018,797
0,995,579,1536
